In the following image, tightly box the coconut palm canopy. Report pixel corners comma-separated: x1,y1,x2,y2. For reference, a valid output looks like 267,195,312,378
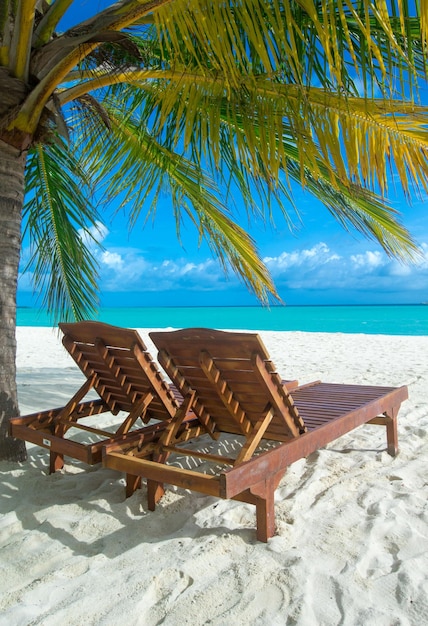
1,0,428,460
1,0,428,317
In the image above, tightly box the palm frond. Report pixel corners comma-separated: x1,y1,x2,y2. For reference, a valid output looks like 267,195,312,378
33,0,76,48
285,161,420,261
10,0,428,319
97,72,428,196
68,100,279,302
153,0,427,94
69,69,424,264
23,139,102,321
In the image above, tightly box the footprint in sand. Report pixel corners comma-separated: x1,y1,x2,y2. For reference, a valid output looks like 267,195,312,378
135,567,194,622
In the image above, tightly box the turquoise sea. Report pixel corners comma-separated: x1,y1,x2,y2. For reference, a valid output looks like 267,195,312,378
16,304,428,336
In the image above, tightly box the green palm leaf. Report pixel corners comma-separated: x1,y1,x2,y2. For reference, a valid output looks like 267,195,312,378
24,139,102,321
93,77,422,257
70,99,278,302
3,0,427,321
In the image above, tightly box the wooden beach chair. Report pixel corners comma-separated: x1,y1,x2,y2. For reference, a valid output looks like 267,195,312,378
103,327,408,542
9,321,184,474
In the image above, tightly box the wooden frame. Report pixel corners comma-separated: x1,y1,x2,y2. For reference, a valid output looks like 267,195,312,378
103,328,408,542
10,321,182,473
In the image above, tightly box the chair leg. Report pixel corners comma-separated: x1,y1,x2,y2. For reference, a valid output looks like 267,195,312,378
251,478,276,542
147,480,165,511
126,474,142,498
386,408,399,456
255,492,275,542
49,451,64,474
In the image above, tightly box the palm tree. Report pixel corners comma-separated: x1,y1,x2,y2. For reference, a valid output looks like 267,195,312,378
1,1,427,461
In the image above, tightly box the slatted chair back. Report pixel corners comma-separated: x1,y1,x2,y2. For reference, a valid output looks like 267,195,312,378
149,327,307,443
59,321,179,424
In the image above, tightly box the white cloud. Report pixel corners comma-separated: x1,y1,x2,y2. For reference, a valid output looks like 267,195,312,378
100,250,124,270
350,250,384,270
260,241,428,296
417,243,428,268
78,221,109,248
264,243,340,273
92,238,428,297
96,247,223,293
389,262,412,277
19,230,428,302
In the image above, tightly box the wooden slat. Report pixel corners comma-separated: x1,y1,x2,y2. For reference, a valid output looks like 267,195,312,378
221,385,408,499
151,330,304,446
132,342,178,417
115,392,154,435
11,322,194,469
105,453,221,497
157,348,216,435
199,350,252,435
56,419,115,438
158,391,197,447
235,407,276,464
61,322,179,419
160,445,236,466
102,417,201,457
9,399,106,430
251,351,306,437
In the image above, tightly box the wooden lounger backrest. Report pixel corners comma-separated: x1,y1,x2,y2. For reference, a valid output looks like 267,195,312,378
149,328,306,441
59,321,179,421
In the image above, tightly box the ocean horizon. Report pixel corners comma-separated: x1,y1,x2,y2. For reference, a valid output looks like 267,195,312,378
16,303,428,336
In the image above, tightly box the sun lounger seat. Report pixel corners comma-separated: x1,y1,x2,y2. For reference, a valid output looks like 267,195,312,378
103,327,408,541
9,321,183,474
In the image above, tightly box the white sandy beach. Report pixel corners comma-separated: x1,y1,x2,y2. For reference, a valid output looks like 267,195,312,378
1,327,428,625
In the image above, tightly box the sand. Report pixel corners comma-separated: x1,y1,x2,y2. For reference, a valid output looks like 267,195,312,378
1,327,427,625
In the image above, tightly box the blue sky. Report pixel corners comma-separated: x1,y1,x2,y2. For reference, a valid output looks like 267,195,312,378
84,191,428,306
18,180,428,308
16,2,428,308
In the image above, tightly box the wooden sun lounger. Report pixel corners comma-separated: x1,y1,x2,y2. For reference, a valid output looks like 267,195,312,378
103,328,408,542
9,321,184,474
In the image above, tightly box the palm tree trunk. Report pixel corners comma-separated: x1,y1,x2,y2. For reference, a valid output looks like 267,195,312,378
0,139,27,461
